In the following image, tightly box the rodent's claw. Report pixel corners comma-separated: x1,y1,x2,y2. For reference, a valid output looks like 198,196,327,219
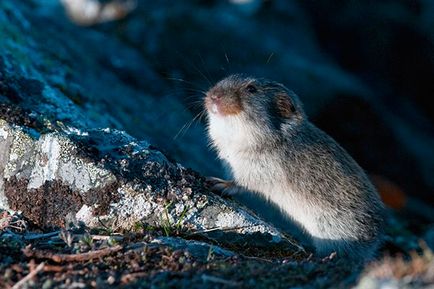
205,177,239,197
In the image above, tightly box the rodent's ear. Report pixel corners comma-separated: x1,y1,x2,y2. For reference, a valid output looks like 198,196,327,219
275,93,296,119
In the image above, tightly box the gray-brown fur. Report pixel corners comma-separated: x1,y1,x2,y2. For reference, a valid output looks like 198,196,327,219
205,74,385,261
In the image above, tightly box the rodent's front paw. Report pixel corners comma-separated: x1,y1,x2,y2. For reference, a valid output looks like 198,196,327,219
205,177,240,197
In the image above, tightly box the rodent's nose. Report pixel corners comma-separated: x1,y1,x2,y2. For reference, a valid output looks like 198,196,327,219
209,92,222,101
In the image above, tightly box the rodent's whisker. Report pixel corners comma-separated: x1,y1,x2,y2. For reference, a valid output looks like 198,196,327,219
187,58,212,86
266,52,274,64
166,77,195,85
166,78,207,96
197,52,215,84
198,109,207,122
225,52,230,64
186,101,205,111
173,110,206,140
172,51,213,86
182,88,207,96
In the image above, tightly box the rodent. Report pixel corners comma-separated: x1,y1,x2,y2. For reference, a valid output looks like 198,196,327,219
204,74,385,261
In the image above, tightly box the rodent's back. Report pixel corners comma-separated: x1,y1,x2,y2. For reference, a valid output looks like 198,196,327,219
282,122,384,258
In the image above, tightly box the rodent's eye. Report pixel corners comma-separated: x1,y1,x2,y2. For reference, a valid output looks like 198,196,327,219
245,84,257,93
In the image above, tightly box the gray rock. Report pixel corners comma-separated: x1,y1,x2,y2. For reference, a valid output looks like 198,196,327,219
0,115,302,254
0,0,220,177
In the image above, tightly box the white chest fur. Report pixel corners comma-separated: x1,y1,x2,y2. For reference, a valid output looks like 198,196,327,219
208,113,339,243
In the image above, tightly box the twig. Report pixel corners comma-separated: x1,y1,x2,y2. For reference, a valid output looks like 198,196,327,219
43,264,66,273
188,225,255,235
11,262,45,289
241,254,273,263
23,245,123,263
279,233,306,254
91,235,124,241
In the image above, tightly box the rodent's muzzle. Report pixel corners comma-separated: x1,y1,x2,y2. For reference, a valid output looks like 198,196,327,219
205,88,242,116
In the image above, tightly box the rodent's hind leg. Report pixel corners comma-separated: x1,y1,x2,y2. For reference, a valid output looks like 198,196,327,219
205,177,243,197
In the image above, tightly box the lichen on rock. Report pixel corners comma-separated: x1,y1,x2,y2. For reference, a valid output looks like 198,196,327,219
0,108,302,254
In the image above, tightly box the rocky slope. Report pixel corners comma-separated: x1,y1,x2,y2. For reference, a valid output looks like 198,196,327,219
0,112,298,252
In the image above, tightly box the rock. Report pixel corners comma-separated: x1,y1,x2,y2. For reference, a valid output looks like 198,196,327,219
354,249,434,289
0,0,220,177
0,111,302,253
61,0,137,26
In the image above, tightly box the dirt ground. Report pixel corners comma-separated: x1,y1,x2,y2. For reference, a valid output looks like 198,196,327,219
1,210,433,289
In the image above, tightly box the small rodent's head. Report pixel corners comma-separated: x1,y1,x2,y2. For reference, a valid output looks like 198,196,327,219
205,74,304,121
205,74,306,149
